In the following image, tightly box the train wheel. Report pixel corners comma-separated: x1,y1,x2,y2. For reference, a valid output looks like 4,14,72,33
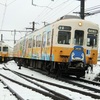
55,64,62,78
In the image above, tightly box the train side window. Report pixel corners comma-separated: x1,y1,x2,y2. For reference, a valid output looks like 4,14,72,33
28,38,32,48
58,31,71,44
74,30,84,45
47,31,51,46
0,47,1,51
3,47,8,52
87,34,97,47
33,36,35,47
42,33,46,47
36,34,42,47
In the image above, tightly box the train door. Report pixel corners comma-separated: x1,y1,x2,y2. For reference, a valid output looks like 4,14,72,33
50,29,54,61
32,35,36,59
74,30,84,46
41,30,52,61
41,31,46,60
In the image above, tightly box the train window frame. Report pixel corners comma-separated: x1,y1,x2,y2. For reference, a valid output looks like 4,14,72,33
33,36,36,47
74,30,84,46
3,47,8,52
87,33,98,47
36,34,42,47
47,31,51,46
58,31,71,45
42,32,46,47
28,38,32,48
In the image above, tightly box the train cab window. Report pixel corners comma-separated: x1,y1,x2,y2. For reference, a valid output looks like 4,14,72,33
87,34,97,47
74,30,84,45
87,29,98,47
58,31,71,44
3,47,8,52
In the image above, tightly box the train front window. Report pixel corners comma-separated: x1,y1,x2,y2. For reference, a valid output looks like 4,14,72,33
87,28,98,47
3,47,8,52
58,31,71,44
87,34,97,47
74,30,84,45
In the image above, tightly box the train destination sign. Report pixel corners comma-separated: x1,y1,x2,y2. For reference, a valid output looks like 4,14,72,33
58,26,71,30
88,29,98,34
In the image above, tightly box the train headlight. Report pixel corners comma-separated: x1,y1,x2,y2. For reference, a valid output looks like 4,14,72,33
78,22,82,26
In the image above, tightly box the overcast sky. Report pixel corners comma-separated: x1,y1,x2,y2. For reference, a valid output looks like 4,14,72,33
0,0,100,47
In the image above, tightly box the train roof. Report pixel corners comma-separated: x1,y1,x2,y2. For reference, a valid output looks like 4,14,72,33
14,14,99,45
56,15,81,21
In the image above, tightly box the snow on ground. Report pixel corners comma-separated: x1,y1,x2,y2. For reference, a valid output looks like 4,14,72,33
0,82,18,100
85,62,100,81
0,60,100,100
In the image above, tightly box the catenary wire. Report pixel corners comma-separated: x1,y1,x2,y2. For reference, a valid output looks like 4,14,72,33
34,0,60,22
0,0,7,31
37,0,72,23
44,0,78,23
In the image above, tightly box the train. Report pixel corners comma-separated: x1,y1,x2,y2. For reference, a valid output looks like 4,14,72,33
0,41,13,62
13,15,99,78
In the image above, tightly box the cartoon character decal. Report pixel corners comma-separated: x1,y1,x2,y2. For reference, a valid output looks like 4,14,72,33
69,46,86,63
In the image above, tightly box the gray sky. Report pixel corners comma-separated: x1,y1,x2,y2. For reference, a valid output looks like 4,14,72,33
0,0,100,47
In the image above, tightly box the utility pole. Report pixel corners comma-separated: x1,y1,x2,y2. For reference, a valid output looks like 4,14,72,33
14,29,16,44
1,34,3,41
80,0,85,19
74,0,85,19
0,29,32,44
26,21,35,31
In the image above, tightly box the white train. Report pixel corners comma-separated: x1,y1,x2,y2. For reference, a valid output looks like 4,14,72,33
0,41,13,62
14,15,99,77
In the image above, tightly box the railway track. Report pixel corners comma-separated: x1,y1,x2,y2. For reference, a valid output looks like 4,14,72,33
0,79,18,100
25,64,100,86
1,65,72,100
0,79,24,100
2,64,100,100
93,73,100,82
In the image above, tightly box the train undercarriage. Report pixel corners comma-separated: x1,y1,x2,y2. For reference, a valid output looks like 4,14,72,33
15,58,92,78
0,56,13,63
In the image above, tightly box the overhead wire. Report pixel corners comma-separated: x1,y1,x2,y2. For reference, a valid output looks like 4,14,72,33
44,0,79,22
85,5,100,12
39,0,71,23
85,5,100,16
0,0,17,31
34,1,54,21
0,0,7,31
0,2,5,6
34,0,60,22
7,0,16,6
67,5,80,15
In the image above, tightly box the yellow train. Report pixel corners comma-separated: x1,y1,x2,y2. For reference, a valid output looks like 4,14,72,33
13,15,99,77
0,41,13,62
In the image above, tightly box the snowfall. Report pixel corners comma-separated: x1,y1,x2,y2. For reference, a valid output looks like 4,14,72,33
0,60,100,100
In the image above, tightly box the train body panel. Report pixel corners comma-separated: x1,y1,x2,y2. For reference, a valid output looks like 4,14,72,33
13,15,99,77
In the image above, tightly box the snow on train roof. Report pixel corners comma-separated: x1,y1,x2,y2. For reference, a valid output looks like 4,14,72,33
56,15,81,21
